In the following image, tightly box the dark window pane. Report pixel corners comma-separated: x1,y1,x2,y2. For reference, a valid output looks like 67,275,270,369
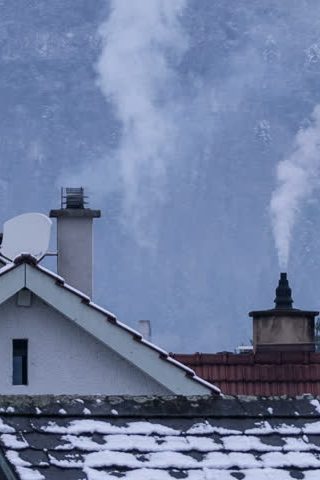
12,339,28,385
13,357,23,384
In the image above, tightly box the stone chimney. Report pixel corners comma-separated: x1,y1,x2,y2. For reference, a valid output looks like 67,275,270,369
249,273,318,352
50,188,101,297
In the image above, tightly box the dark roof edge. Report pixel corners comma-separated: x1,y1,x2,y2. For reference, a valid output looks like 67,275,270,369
173,351,320,365
49,208,101,218
0,395,320,418
249,308,319,318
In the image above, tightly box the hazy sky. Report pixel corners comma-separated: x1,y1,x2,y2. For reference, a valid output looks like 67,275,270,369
1,0,320,352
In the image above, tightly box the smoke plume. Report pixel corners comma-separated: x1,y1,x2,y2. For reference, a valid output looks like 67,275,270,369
270,105,320,268
95,0,188,244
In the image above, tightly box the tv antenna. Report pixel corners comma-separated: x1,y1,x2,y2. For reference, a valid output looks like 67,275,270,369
0,213,52,263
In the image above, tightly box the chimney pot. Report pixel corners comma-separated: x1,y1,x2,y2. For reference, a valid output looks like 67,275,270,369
274,272,293,309
64,187,86,209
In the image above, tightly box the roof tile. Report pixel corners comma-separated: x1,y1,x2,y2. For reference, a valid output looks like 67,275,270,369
173,353,320,396
1,395,320,479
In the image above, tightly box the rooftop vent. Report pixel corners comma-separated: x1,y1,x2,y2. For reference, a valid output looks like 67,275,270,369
61,187,87,209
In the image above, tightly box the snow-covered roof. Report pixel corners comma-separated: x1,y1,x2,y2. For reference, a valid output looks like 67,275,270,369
0,394,320,479
0,258,219,396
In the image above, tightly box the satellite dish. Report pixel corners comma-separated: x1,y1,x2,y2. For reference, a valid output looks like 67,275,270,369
0,213,52,262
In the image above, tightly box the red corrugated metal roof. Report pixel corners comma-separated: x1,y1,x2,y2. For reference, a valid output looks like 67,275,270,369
172,351,320,396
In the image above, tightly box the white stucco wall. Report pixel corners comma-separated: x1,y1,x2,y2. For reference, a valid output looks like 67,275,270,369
0,293,170,395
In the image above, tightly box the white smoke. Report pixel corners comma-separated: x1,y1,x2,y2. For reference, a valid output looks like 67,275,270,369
94,0,188,245
270,105,320,269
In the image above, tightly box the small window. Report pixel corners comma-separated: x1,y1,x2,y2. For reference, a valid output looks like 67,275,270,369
12,339,28,385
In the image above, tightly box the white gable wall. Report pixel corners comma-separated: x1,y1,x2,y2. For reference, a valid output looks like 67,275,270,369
0,294,171,395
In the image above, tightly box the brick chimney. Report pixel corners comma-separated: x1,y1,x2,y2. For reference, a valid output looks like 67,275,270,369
50,188,101,297
249,273,318,352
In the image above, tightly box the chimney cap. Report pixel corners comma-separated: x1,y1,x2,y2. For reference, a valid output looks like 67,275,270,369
49,187,101,218
63,187,87,209
249,272,319,318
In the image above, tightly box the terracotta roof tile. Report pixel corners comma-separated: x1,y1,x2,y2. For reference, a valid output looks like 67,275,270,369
173,352,320,396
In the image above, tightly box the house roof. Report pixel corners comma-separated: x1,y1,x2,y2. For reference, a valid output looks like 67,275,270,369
173,352,320,396
1,394,320,479
0,257,218,396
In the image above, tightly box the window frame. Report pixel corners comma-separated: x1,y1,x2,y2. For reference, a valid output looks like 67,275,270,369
12,339,28,386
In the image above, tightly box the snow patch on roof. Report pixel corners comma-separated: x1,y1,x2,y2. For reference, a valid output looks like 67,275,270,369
1,434,28,449
6,450,30,467
15,466,45,480
310,398,320,413
42,420,180,436
0,418,14,433
187,421,241,435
